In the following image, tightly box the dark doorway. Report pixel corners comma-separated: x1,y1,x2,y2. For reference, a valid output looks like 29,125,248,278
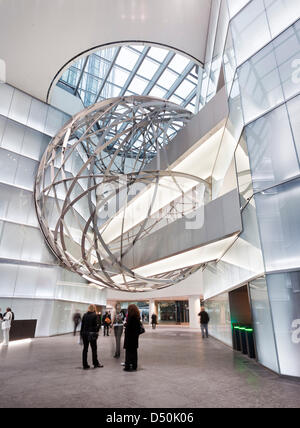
229,285,256,358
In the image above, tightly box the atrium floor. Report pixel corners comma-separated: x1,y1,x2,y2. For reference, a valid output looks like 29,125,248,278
1,326,300,408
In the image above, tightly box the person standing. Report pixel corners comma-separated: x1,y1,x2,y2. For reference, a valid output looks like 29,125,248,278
72,310,82,336
0,308,3,344
198,306,210,338
1,308,13,346
113,311,124,358
80,304,103,370
123,304,142,371
102,311,111,336
151,313,157,329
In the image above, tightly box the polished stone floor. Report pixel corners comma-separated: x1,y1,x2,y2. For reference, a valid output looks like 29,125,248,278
1,326,300,408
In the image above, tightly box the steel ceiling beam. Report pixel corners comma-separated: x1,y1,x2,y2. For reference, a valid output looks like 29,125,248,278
94,46,122,103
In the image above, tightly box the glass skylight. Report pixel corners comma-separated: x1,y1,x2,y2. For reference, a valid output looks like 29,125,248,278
57,44,204,113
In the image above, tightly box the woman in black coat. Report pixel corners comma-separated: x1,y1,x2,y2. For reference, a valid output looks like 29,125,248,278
123,304,142,371
80,304,103,370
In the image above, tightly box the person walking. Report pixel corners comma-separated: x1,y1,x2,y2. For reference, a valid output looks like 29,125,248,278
72,310,82,336
123,304,142,372
1,308,13,346
198,306,210,338
151,313,157,329
80,304,103,370
102,311,111,336
113,311,124,358
0,308,3,343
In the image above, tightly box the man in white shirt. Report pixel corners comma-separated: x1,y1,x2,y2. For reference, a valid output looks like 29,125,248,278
2,308,13,346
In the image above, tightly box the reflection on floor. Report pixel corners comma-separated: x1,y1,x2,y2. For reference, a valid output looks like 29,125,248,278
1,326,300,408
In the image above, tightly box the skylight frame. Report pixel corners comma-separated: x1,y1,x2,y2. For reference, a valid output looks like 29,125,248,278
58,43,203,112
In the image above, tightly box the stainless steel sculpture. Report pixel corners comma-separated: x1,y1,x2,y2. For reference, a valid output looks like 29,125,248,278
35,96,205,291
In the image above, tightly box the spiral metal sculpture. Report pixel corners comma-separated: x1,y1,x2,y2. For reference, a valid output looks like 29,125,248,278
35,96,206,291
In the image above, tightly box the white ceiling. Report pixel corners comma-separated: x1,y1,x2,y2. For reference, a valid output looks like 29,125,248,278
0,0,211,103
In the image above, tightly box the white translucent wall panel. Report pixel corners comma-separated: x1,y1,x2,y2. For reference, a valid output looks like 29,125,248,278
0,221,56,264
0,283,104,336
49,300,73,336
14,265,40,297
205,0,222,65
34,266,58,299
0,184,38,226
55,280,106,307
212,78,243,199
265,0,300,38
27,98,49,133
287,95,300,157
226,0,251,18
267,272,300,377
213,0,230,59
0,116,51,161
14,155,39,190
1,118,25,153
0,263,18,296
0,148,18,184
223,28,237,96
0,84,70,137
249,277,279,373
206,0,230,101
203,201,264,300
217,156,237,197
8,89,32,124
230,0,271,66
21,226,56,264
235,132,253,206
273,20,300,101
58,266,87,284
31,299,54,337
44,106,69,137
0,84,14,117
254,178,300,272
238,43,284,124
5,298,35,320
22,127,50,161
205,291,232,346
245,104,300,192
48,300,91,336
0,220,22,259
0,148,39,190
0,114,6,139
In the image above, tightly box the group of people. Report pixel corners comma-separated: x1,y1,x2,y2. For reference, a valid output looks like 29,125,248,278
72,310,114,337
79,304,144,372
0,308,14,346
77,304,210,371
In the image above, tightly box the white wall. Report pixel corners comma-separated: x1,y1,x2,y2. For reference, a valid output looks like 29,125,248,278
0,0,211,102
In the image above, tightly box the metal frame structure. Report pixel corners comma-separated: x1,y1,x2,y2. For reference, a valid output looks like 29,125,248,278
35,96,208,292
57,44,202,112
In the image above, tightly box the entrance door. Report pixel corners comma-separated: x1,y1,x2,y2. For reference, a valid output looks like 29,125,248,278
229,285,256,358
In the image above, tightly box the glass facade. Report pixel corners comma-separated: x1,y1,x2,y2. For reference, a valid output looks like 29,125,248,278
205,292,232,346
157,301,189,324
204,1,300,377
